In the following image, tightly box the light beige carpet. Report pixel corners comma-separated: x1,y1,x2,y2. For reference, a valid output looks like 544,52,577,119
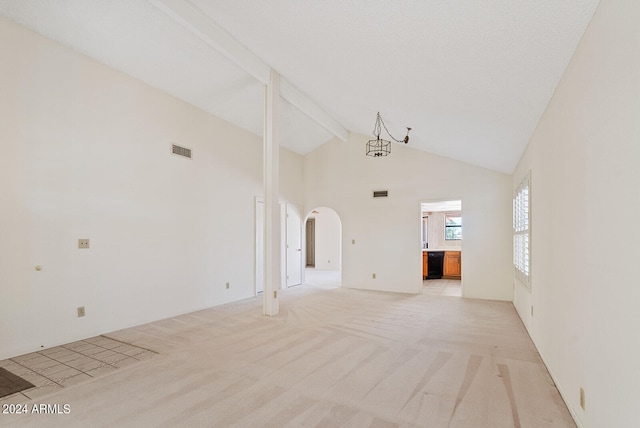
0,283,574,427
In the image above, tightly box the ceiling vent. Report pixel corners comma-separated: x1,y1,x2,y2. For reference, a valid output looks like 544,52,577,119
171,144,192,159
373,190,389,198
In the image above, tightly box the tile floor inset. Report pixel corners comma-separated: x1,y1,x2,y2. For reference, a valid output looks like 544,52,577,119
0,335,157,403
423,278,462,296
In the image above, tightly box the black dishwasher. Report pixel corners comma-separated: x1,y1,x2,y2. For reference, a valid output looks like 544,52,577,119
426,251,444,279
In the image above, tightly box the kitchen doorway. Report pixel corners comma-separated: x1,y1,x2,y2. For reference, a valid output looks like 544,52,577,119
421,199,463,297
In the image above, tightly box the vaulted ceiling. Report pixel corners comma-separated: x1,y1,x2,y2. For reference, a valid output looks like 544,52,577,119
0,0,600,173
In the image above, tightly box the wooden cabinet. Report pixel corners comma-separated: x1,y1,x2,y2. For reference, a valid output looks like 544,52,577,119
422,252,428,279
443,251,461,279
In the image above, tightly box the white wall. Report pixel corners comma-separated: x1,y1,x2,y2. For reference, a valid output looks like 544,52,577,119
512,1,640,426
0,17,303,360
303,135,513,298
425,211,462,250
309,207,341,271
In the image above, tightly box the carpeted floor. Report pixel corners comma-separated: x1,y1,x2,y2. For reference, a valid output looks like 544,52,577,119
0,282,575,427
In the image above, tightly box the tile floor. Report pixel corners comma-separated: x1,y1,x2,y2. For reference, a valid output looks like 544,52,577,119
423,278,462,297
303,268,341,289
0,336,156,402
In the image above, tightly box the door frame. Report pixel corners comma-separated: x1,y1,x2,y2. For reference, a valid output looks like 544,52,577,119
419,198,464,295
255,197,303,294
255,197,264,294
285,203,302,288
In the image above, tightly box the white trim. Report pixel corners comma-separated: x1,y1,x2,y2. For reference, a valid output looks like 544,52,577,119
254,197,264,295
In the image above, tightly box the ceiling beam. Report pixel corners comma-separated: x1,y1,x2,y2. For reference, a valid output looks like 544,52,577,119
148,0,348,142
280,80,348,142
148,0,270,84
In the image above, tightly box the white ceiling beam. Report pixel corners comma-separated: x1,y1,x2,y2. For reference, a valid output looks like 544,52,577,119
148,0,270,84
148,0,349,142
280,80,348,142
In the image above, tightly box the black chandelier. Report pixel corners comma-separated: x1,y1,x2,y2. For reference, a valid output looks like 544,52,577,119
366,112,411,157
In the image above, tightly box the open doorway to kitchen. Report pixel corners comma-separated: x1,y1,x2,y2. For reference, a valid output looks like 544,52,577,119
421,199,463,297
304,207,341,289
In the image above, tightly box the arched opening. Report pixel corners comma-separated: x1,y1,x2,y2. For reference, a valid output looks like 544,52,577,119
303,207,342,289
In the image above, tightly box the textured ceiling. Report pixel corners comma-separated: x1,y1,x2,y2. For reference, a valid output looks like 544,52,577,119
0,0,600,173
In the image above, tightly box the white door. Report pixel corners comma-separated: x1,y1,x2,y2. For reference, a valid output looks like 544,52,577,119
255,199,264,294
286,204,302,287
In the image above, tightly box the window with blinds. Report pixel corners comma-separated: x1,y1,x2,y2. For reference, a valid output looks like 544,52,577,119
513,173,530,287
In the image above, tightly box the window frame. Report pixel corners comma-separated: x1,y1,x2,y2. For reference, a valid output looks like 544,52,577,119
444,211,462,241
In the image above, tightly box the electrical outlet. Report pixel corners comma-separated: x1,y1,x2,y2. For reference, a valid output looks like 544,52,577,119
372,273,376,279
78,239,90,249
226,282,230,289
580,387,585,410
352,239,355,245
77,306,85,317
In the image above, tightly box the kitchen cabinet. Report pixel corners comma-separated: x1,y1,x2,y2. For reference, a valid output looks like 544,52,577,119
443,251,461,279
422,252,428,279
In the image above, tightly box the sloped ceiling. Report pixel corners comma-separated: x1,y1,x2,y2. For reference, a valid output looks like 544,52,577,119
0,0,600,173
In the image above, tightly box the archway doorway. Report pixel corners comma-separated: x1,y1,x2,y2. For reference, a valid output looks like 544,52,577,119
304,207,342,288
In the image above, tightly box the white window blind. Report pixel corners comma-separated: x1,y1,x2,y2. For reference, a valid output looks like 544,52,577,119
513,173,530,287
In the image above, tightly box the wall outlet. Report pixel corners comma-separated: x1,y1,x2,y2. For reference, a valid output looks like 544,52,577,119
372,273,376,279
78,239,90,249
226,282,230,289
77,306,85,317
352,239,355,245
580,387,585,410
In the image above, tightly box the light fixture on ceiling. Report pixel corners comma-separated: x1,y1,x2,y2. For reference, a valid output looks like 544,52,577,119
366,112,411,157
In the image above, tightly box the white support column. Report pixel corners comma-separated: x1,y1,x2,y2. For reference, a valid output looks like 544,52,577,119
263,69,280,316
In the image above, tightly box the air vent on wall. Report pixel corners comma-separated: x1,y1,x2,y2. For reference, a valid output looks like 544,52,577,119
171,144,192,159
373,190,389,198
